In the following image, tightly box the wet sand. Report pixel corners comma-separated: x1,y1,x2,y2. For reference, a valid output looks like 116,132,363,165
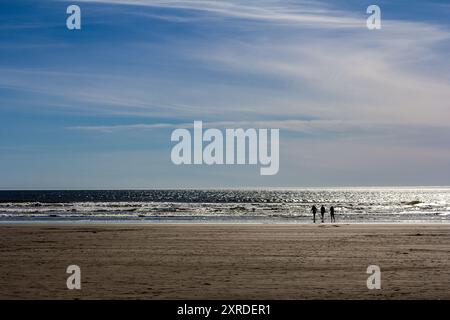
0,224,449,299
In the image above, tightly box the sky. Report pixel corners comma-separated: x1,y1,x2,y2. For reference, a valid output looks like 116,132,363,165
0,0,449,189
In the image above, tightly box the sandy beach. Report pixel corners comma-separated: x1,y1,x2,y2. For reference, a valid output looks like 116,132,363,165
0,223,449,299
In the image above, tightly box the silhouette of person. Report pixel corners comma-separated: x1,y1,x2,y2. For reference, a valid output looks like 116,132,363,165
320,205,326,223
330,206,335,223
311,205,317,223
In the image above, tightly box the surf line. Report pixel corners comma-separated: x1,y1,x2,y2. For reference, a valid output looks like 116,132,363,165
170,121,279,175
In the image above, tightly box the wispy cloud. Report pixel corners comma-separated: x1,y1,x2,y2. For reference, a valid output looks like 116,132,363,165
70,0,364,28
65,120,391,163
6,1,447,130
68,119,374,134
67,119,447,140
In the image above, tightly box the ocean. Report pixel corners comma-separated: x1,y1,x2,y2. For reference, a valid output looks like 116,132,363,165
0,188,449,223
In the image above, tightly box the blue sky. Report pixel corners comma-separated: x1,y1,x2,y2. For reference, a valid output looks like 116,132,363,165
0,0,450,189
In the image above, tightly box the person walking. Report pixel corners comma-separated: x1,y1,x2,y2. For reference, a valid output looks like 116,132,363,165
320,205,326,223
330,206,336,223
311,205,317,223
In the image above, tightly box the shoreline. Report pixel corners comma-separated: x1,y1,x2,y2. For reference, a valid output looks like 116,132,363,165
1,223,449,299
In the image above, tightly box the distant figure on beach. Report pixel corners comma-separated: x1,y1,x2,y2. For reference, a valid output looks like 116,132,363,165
320,205,326,223
330,206,335,223
311,205,317,223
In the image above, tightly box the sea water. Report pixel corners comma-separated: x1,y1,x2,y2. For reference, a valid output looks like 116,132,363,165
0,188,449,223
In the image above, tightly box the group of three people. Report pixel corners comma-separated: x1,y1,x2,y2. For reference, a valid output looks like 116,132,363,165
311,205,335,223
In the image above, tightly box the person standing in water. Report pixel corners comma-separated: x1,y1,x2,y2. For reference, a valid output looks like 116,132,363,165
320,205,326,223
311,205,317,223
330,206,336,223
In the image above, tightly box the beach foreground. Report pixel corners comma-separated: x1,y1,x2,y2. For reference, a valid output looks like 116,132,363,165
0,224,449,299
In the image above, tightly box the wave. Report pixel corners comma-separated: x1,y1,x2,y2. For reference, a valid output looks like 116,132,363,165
0,189,449,222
